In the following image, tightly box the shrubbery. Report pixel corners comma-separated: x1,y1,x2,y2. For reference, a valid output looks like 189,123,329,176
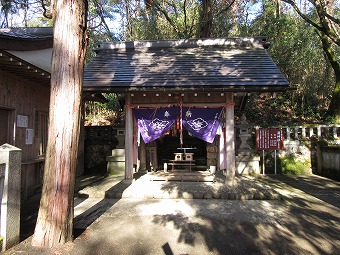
280,155,311,175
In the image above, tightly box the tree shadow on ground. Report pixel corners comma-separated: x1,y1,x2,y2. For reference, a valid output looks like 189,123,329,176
152,212,265,254
271,175,340,209
73,177,135,237
20,174,133,241
149,175,340,255
73,199,118,238
20,193,41,241
151,199,339,255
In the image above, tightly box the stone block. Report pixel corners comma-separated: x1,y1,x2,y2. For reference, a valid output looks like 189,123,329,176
182,192,194,199
236,155,260,175
0,144,21,251
111,149,126,157
106,149,126,176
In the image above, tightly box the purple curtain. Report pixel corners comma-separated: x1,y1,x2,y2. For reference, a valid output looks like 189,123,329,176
133,106,180,143
182,107,223,143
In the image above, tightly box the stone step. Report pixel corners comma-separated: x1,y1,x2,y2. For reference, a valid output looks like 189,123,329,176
146,171,216,182
76,173,283,201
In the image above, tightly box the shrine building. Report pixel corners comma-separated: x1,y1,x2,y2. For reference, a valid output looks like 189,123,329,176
83,37,290,179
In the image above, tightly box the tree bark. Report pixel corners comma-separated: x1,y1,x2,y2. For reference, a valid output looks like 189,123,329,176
200,0,212,38
321,33,340,122
32,0,88,247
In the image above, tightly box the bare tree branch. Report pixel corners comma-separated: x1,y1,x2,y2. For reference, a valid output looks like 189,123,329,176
152,1,180,35
40,0,52,19
92,0,115,40
216,0,236,17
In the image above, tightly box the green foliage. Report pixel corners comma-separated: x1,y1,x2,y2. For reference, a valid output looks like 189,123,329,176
244,92,297,126
122,0,246,40
84,93,122,126
280,155,311,175
245,1,336,125
123,0,202,40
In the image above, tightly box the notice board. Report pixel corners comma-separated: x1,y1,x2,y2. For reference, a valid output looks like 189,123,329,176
256,128,284,150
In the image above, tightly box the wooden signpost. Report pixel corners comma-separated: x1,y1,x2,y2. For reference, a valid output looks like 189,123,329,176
256,129,284,174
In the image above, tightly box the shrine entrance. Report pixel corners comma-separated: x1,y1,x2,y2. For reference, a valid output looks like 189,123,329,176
156,130,207,171
131,99,224,174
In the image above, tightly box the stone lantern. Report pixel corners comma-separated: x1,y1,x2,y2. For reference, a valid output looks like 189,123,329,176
236,115,260,175
238,115,251,153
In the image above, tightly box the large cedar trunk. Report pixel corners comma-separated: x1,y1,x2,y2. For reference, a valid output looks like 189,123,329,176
32,0,88,247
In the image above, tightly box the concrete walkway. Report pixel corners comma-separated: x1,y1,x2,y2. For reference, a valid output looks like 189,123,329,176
4,174,340,255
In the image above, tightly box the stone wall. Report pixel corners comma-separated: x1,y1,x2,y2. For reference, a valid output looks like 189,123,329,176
84,126,118,175
317,146,340,180
206,141,219,168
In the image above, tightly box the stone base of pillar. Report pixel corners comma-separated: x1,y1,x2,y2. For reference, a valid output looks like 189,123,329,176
106,149,125,176
0,144,21,251
236,155,260,175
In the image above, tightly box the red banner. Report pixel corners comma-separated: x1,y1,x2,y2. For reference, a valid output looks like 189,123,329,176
256,129,284,150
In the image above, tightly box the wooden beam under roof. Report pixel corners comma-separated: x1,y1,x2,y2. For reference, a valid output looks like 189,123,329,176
0,50,50,85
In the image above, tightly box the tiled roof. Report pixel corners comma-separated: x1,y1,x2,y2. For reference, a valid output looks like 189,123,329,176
84,37,289,92
0,28,52,84
0,27,53,50
0,27,53,40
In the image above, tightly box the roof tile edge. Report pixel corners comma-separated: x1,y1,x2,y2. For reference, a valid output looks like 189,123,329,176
97,37,268,51
0,27,53,40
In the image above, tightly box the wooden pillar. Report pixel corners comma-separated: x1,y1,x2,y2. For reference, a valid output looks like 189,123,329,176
125,94,134,179
225,92,236,180
139,137,147,171
76,102,85,176
219,127,226,170
133,135,138,170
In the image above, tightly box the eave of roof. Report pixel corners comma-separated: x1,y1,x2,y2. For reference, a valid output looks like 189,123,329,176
0,50,50,84
0,27,53,50
0,28,52,84
84,37,289,92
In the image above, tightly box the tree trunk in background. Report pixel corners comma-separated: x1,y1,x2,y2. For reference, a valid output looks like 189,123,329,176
32,0,88,247
281,0,340,122
321,34,340,123
327,81,340,123
200,0,212,38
